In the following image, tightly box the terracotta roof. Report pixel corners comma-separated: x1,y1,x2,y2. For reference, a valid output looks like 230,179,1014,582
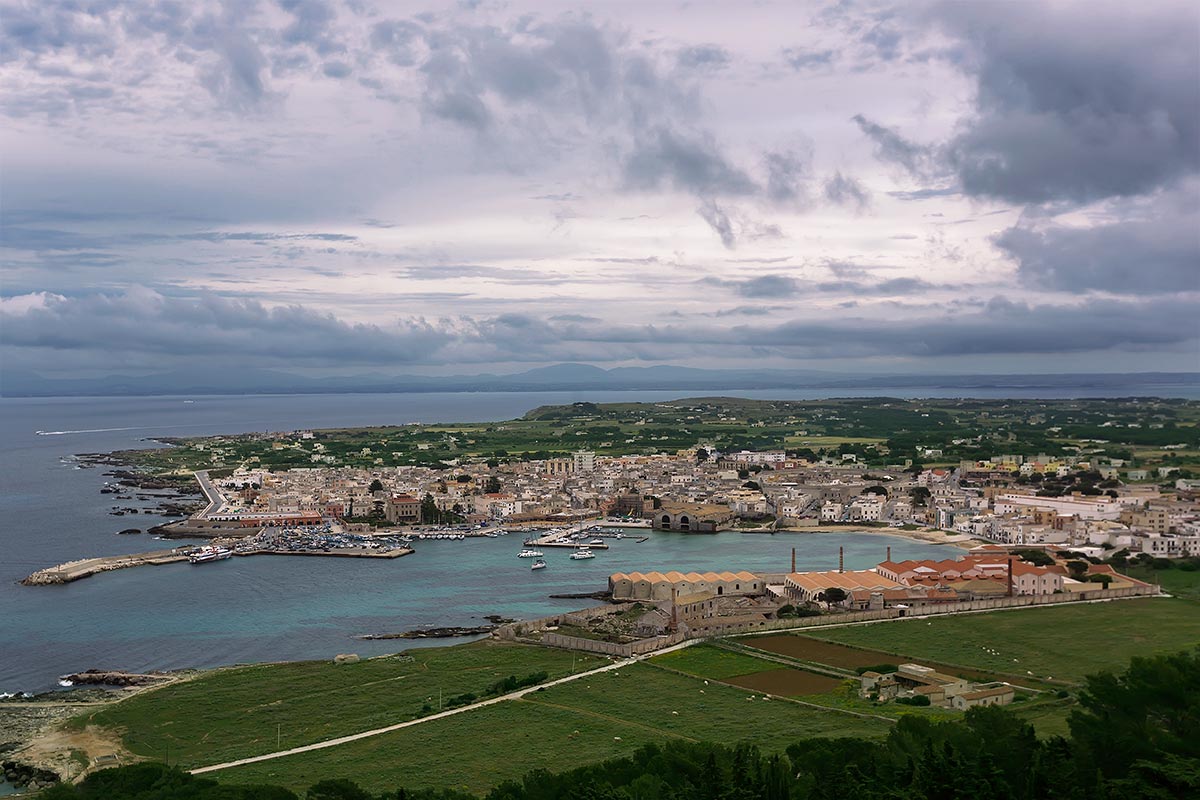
611,570,759,583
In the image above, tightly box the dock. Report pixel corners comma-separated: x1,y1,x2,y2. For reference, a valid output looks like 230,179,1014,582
22,546,414,586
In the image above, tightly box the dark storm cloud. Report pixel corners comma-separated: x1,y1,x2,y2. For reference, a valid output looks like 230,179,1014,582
935,1,1200,205
995,202,1200,295
823,171,870,211
5,291,1193,369
855,2,1200,206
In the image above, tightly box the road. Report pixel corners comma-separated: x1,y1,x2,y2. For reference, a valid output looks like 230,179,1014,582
189,640,695,776
192,471,223,518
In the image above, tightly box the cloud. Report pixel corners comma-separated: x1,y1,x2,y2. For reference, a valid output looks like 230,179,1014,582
696,199,737,249
3,289,1193,371
823,171,870,211
624,127,756,197
0,288,454,367
782,47,836,71
994,194,1200,294
676,44,730,71
852,114,939,179
764,148,812,204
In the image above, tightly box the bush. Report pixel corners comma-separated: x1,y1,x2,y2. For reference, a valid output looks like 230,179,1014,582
896,695,931,706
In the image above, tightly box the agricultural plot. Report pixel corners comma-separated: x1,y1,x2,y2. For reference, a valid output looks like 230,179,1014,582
793,598,1200,684
75,642,602,768
216,662,891,795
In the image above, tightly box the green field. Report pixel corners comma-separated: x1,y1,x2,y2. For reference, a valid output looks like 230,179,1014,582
649,643,790,679
797,598,1200,683
76,642,602,768
216,662,891,795
112,396,1200,475
1124,566,1200,602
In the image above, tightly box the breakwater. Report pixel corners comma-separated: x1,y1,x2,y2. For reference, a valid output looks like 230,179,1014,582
21,545,414,586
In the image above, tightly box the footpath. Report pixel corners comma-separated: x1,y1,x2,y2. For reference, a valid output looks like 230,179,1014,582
190,641,695,775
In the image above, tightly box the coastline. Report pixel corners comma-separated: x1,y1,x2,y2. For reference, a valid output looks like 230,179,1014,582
772,524,980,547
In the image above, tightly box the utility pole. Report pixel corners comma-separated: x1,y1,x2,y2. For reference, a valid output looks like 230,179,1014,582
277,723,281,749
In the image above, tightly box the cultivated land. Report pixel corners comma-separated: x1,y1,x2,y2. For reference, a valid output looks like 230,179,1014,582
215,662,891,795
70,642,603,768
109,397,1200,476
784,597,1200,684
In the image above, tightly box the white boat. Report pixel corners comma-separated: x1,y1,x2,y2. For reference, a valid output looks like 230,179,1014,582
569,548,595,560
517,549,544,558
530,559,547,570
188,546,232,564
589,538,604,546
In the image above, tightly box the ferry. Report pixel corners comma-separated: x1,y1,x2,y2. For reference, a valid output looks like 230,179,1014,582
188,546,232,564
517,549,544,558
530,559,547,571
569,548,595,560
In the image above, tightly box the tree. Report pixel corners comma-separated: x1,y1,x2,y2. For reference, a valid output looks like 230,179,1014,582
819,587,848,606
485,476,502,494
696,447,709,462
1067,560,1090,580
909,486,932,507
368,479,384,493
863,485,888,497
1088,574,1113,587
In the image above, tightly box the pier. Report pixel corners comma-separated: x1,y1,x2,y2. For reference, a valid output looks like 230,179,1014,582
21,545,414,586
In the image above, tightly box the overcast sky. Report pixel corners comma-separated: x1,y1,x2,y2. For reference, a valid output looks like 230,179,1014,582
1,0,1198,378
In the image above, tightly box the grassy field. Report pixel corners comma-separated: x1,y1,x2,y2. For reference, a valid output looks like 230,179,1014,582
649,643,791,679
1123,567,1200,602
216,662,892,795
75,642,603,768
798,598,1200,683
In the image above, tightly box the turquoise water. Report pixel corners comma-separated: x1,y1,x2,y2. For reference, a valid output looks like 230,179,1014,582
2,387,1170,692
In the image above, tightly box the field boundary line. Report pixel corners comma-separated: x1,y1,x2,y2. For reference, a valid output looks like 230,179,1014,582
640,660,896,725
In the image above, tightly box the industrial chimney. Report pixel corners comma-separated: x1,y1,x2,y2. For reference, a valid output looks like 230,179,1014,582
791,547,796,574
839,546,844,574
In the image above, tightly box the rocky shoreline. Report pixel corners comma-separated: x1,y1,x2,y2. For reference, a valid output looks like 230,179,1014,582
357,625,496,640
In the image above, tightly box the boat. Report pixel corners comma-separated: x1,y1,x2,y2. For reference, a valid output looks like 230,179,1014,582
530,559,547,570
589,538,604,545
569,548,595,560
517,549,544,558
188,546,232,564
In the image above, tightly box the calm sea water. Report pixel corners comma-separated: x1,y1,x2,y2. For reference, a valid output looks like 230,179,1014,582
3,385,1194,693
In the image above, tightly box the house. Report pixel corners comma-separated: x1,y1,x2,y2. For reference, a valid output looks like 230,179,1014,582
951,685,1015,710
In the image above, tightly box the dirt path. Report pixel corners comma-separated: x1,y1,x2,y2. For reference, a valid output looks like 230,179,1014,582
190,640,699,776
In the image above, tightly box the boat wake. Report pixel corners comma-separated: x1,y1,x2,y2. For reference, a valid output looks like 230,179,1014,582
37,426,161,436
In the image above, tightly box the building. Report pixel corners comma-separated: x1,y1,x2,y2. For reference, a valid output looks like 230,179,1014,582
573,450,596,475
384,494,421,525
951,685,1015,710
784,570,906,604
609,570,763,601
655,502,734,532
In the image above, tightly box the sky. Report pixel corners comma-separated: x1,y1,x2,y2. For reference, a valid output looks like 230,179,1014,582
1,0,1198,380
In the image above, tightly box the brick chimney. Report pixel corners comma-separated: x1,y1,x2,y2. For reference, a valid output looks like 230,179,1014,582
839,546,844,574
791,547,796,574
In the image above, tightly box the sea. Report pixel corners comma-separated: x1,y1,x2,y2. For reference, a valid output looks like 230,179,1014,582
3,383,1197,694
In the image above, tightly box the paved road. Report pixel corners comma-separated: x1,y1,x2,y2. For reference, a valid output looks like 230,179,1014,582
190,641,696,776
192,471,223,518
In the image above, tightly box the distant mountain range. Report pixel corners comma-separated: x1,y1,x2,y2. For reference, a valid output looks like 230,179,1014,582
2,364,1198,398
